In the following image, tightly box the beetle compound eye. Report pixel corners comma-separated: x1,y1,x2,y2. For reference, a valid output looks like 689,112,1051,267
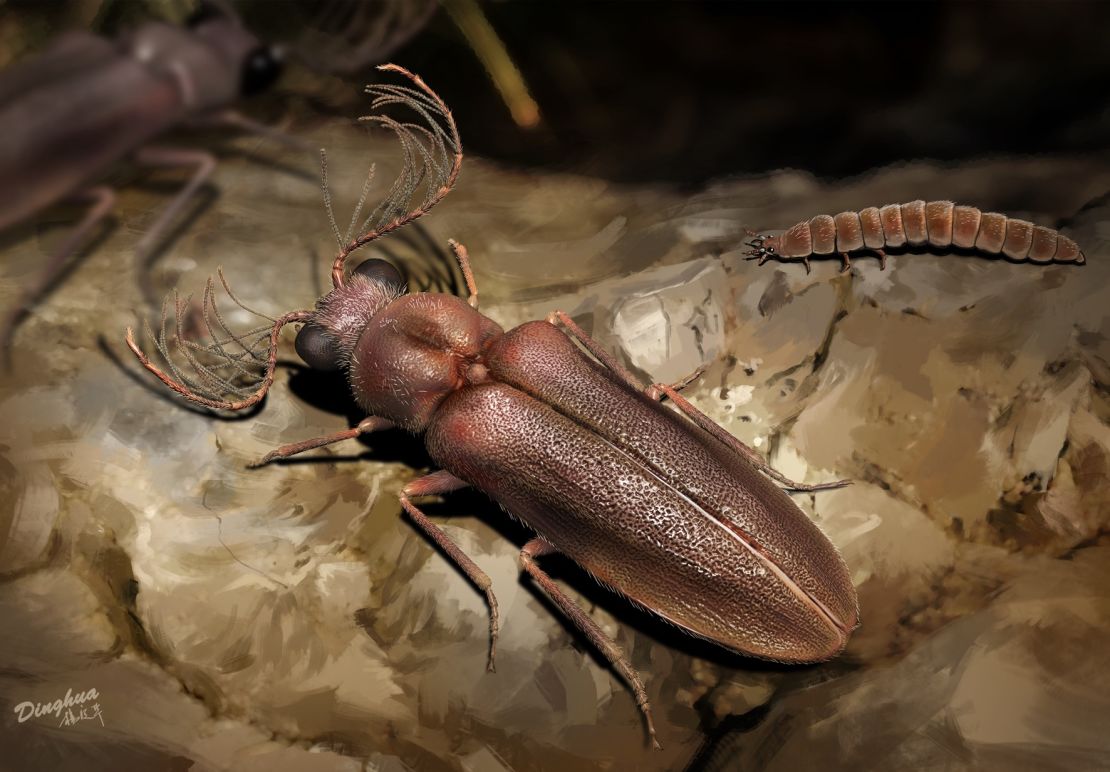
353,258,406,293
186,0,228,27
294,322,341,371
241,45,283,96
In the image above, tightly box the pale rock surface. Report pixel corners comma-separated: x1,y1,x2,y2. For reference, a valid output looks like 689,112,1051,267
1,117,1107,770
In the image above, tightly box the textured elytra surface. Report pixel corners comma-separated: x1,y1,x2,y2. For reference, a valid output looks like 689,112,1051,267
481,321,856,648
0,114,1108,772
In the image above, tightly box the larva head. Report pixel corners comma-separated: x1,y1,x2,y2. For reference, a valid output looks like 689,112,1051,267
295,259,407,372
744,233,783,260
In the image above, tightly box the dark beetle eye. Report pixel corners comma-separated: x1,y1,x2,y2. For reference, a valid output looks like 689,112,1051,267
241,45,283,96
352,259,406,293
187,0,227,27
768,247,775,253
294,322,341,371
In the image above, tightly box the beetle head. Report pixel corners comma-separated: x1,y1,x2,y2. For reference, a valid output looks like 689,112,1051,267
187,2,283,98
295,259,407,372
240,44,284,96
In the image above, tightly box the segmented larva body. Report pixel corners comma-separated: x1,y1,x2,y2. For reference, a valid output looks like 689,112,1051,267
745,200,1085,273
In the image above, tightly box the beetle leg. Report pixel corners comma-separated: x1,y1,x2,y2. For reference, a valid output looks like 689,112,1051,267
519,537,662,750
400,472,500,672
547,310,647,391
448,239,480,309
1,185,116,364
189,109,313,153
876,248,888,270
644,366,706,402
248,416,394,468
132,147,218,310
839,253,852,273
549,309,847,491
651,383,850,492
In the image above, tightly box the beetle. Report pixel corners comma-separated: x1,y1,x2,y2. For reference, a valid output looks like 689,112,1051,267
0,2,298,360
125,65,859,749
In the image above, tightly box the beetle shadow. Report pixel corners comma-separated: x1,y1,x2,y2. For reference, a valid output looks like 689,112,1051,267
1,211,118,357
401,488,816,677
682,703,775,772
512,551,808,674
280,363,432,468
97,334,265,421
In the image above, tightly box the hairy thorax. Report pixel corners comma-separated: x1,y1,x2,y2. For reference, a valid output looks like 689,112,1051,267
344,293,503,432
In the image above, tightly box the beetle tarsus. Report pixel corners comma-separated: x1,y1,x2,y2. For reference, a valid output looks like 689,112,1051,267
645,366,707,402
519,537,660,749
401,473,500,673
784,478,852,492
645,707,662,751
448,239,480,309
247,416,394,468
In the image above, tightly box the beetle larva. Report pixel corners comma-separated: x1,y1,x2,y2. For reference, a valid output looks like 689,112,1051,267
744,200,1086,273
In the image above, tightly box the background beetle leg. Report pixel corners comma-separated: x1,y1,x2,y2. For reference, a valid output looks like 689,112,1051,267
400,471,500,672
185,109,313,153
1,185,116,362
248,415,394,468
132,147,218,310
519,536,662,751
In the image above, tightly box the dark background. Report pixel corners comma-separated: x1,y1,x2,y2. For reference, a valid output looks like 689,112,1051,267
4,0,1108,186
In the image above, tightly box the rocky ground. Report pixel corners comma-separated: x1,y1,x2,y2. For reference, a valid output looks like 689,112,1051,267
1,117,1108,771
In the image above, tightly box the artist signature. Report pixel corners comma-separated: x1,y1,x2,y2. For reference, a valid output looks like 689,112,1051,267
13,686,105,728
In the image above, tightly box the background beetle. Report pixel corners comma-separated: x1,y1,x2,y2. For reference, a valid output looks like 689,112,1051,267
126,65,858,749
0,1,299,360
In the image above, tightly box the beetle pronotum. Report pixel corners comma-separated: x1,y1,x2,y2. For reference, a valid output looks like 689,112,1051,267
126,65,858,749
744,200,1086,273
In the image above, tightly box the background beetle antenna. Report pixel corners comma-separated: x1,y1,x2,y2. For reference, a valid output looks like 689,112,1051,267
329,63,463,287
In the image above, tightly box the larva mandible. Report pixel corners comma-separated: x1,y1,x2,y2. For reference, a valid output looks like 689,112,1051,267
744,200,1086,273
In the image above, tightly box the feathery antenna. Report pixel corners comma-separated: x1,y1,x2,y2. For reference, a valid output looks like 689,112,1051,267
126,64,458,412
329,64,462,288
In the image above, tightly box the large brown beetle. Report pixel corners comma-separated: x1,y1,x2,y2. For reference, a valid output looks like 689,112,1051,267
126,65,859,749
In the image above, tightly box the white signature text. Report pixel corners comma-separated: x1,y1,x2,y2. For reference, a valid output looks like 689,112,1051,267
13,687,105,728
